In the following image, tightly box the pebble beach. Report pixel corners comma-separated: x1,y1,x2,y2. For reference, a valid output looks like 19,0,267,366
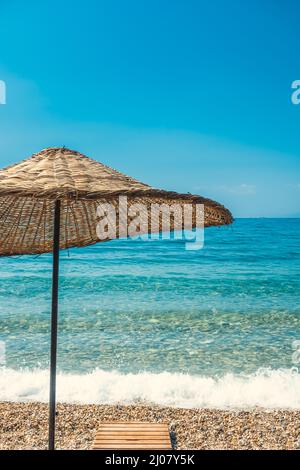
0,402,299,450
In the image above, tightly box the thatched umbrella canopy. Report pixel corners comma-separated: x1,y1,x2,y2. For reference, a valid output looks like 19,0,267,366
0,147,232,449
0,147,232,256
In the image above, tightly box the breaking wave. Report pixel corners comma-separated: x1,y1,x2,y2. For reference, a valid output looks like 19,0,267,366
1,367,300,409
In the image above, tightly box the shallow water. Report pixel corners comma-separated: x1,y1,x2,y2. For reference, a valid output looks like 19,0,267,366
1,219,300,408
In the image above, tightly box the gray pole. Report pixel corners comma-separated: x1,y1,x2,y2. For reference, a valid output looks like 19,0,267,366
49,199,61,450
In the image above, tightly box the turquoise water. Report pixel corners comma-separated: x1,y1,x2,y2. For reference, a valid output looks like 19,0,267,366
1,219,300,407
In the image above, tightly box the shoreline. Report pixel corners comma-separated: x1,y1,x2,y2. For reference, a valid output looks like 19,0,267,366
0,402,299,450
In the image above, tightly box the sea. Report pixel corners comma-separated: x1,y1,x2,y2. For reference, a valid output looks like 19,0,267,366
0,218,300,409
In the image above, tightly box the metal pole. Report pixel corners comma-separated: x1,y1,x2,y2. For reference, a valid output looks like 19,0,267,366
49,199,61,450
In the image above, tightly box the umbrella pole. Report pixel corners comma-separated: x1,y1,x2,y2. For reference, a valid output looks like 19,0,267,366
49,199,61,451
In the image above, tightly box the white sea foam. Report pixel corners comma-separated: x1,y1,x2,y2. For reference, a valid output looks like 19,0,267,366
0,367,300,409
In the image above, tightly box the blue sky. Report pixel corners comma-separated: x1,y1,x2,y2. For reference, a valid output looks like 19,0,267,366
0,0,300,217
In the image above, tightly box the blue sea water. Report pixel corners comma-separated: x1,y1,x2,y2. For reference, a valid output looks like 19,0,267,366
1,218,300,408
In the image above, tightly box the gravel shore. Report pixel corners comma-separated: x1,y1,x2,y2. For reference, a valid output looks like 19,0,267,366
0,402,299,450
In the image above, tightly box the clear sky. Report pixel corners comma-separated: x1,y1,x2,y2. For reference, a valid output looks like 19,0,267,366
0,0,300,217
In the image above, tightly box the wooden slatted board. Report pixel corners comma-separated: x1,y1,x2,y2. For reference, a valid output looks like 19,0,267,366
92,421,172,450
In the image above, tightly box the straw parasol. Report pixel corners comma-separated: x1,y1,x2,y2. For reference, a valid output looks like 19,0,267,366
0,147,233,449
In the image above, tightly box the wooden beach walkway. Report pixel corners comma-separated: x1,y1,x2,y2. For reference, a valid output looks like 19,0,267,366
92,422,172,450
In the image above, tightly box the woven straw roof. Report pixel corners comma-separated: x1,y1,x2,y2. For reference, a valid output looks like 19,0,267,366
0,147,232,256
0,147,152,199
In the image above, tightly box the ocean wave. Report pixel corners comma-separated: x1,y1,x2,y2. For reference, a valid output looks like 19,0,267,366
0,367,300,409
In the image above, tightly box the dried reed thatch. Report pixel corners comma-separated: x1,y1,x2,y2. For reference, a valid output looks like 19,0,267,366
0,147,233,256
